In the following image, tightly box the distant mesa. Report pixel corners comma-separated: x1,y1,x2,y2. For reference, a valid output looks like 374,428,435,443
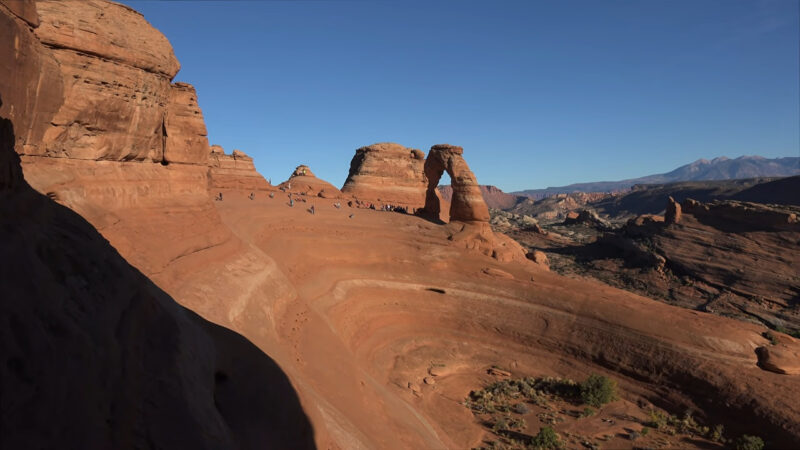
341,142,427,209
279,164,342,198
208,145,270,191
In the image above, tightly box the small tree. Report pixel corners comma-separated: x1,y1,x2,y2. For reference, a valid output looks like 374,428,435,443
734,435,764,450
580,374,618,407
530,426,562,449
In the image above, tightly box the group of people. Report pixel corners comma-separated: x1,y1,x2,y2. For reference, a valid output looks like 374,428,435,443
216,189,415,220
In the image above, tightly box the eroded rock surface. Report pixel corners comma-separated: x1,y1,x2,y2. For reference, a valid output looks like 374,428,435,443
208,145,269,191
341,142,427,208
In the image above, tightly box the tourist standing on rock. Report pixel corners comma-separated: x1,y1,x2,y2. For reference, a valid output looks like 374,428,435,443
289,198,294,207
249,192,255,200
310,205,315,215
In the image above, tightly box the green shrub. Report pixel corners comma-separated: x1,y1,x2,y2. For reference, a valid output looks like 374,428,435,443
530,426,563,449
646,409,669,430
580,407,595,418
734,435,764,450
762,331,778,345
512,402,530,414
580,374,618,407
710,424,724,442
491,415,526,434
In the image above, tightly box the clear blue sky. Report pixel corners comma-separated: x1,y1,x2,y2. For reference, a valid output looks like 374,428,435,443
124,0,799,192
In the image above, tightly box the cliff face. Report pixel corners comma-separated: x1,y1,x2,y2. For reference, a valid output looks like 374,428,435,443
0,2,314,447
341,142,427,208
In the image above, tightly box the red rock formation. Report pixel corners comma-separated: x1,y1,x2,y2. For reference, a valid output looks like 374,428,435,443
208,145,270,191
424,144,490,223
278,164,342,198
665,196,682,225
0,6,314,445
23,0,181,161
165,82,210,164
341,142,427,208
682,198,799,231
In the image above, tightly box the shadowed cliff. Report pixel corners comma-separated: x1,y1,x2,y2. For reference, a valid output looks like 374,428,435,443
0,94,315,449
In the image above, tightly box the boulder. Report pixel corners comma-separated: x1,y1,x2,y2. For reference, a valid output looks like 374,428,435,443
341,143,427,209
528,250,550,270
756,343,800,375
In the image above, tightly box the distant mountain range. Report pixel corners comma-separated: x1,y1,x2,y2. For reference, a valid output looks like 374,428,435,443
513,156,799,198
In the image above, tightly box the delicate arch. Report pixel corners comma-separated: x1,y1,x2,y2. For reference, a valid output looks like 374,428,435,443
423,144,490,223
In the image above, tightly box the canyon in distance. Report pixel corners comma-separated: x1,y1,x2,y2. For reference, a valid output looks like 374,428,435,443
1,1,799,450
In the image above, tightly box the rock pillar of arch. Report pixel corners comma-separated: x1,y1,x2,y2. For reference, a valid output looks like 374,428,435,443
423,144,490,222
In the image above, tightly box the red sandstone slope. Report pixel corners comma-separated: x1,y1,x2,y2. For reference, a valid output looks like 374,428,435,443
4,1,800,449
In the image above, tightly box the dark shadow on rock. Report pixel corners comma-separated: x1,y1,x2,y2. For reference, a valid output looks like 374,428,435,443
0,93,315,449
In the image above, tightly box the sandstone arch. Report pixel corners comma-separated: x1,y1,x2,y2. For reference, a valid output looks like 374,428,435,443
423,144,490,222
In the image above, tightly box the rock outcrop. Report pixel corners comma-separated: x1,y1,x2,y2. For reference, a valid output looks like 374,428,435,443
682,198,799,231
508,191,612,223
165,82,210,164
23,0,183,162
423,144,490,223
341,142,427,209
278,164,342,198
756,337,800,375
208,145,270,191
0,7,314,444
562,209,613,230
665,196,682,225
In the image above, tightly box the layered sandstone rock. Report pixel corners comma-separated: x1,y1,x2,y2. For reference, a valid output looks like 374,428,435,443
208,145,270,191
665,196,682,225
423,144,490,222
278,164,342,198
165,82,209,164
341,142,426,208
682,198,799,231
0,7,314,446
20,0,181,161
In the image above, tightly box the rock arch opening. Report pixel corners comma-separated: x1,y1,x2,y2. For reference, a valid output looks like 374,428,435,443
423,144,490,223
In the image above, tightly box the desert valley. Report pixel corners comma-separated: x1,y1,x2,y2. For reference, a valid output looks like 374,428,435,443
1,1,799,449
